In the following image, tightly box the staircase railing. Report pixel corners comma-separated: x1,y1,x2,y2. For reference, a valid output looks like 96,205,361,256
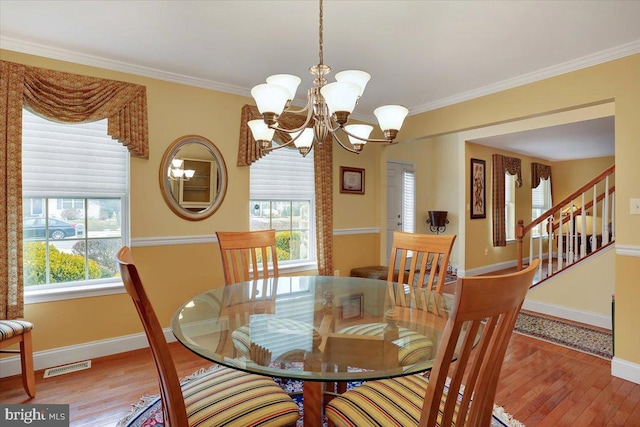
516,164,615,283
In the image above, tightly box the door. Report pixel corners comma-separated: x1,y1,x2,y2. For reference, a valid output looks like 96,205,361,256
386,161,416,265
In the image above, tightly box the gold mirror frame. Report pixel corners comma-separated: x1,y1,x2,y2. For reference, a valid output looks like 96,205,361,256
159,135,228,221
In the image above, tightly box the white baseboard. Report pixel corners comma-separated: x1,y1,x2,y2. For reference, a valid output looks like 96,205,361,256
612,357,640,385
521,299,612,330
463,259,518,277
0,328,175,378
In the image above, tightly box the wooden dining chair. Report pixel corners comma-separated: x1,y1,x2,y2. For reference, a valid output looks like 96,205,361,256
334,232,456,383
116,246,299,427
388,231,457,294
0,319,36,398
216,229,279,284
326,259,539,427
216,229,312,362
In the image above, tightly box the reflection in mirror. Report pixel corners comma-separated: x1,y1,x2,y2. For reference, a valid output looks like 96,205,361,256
159,135,228,221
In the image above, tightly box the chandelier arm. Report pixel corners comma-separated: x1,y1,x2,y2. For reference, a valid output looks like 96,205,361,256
340,125,392,143
269,105,315,134
330,132,360,154
259,138,297,153
282,94,314,115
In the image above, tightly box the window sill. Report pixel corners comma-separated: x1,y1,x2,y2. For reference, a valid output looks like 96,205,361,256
278,261,318,275
25,279,125,304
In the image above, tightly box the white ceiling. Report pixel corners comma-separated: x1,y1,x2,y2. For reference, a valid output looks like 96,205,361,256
1,0,638,160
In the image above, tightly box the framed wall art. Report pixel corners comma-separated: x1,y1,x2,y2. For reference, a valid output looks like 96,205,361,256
340,166,365,194
470,158,486,219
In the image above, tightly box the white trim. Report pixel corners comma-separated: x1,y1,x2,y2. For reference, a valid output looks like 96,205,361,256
24,279,125,304
0,37,249,97
131,234,217,247
0,328,176,378
463,260,519,277
521,299,612,330
333,227,380,236
616,244,640,257
410,40,640,115
612,357,640,385
130,229,381,248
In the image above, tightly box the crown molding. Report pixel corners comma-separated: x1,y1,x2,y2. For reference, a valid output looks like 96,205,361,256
410,39,640,115
0,37,250,96
4,37,639,119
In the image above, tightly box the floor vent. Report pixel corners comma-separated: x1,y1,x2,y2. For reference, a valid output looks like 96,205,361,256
43,360,91,378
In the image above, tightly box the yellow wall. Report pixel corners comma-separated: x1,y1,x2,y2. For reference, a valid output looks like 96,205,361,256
397,54,640,365
382,134,461,266
528,248,615,318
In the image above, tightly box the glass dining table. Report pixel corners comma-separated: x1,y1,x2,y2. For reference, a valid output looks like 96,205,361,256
171,275,456,427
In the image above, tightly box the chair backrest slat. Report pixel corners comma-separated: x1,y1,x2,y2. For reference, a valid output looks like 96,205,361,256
216,230,279,285
388,231,457,294
116,246,189,427
418,259,539,427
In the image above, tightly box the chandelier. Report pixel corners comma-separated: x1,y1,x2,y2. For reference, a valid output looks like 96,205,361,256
248,0,409,157
168,158,195,181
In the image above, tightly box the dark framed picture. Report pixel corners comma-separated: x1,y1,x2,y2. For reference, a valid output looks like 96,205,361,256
340,166,365,194
470,158,486,219
338,293,364,320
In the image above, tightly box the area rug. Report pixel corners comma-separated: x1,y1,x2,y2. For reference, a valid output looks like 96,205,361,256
514,311,613,359
118,367,525,427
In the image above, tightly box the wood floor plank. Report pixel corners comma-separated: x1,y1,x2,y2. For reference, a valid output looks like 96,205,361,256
1,333,640,426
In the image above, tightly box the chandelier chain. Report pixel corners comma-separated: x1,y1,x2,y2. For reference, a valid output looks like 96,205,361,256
319,0,323,66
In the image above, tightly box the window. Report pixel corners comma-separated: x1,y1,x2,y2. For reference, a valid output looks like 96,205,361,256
531,178,552,237
505,173,517,241
250,146,315,268
22,109,129,296
402,168,416,233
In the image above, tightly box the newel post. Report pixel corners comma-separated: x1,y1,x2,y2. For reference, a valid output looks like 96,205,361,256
516,220,525,271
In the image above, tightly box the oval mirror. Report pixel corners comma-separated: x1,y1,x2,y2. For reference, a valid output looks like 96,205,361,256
159,135,228,221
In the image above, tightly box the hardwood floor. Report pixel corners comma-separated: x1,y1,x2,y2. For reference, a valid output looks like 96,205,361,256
1,334,639,426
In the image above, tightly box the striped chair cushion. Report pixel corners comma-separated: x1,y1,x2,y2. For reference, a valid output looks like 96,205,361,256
337,323,433,365
121,365,300,427
0,320,34,341
326,374,461,427
232,317,314,358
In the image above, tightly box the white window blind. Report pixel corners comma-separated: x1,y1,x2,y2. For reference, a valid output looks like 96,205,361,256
250,146,314,199
532,178,551,211
22,109,128,198
402,169,416,233
532,178,552,237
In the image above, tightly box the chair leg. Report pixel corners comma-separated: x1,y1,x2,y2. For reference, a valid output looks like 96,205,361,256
20,330,36,398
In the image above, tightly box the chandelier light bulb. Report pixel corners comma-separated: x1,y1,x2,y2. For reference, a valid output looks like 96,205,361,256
184,169,196,179
374,105,409,132
320,81,360,115
266,74,302,101
251,83,290,117
171,158,184,168
344,124,373,145
335,70,371,97
248,119,276,142
292,128,315,149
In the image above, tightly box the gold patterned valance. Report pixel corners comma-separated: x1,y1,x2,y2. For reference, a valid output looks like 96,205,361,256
531,162,552,188
1,60,149,158
503,155,522,187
